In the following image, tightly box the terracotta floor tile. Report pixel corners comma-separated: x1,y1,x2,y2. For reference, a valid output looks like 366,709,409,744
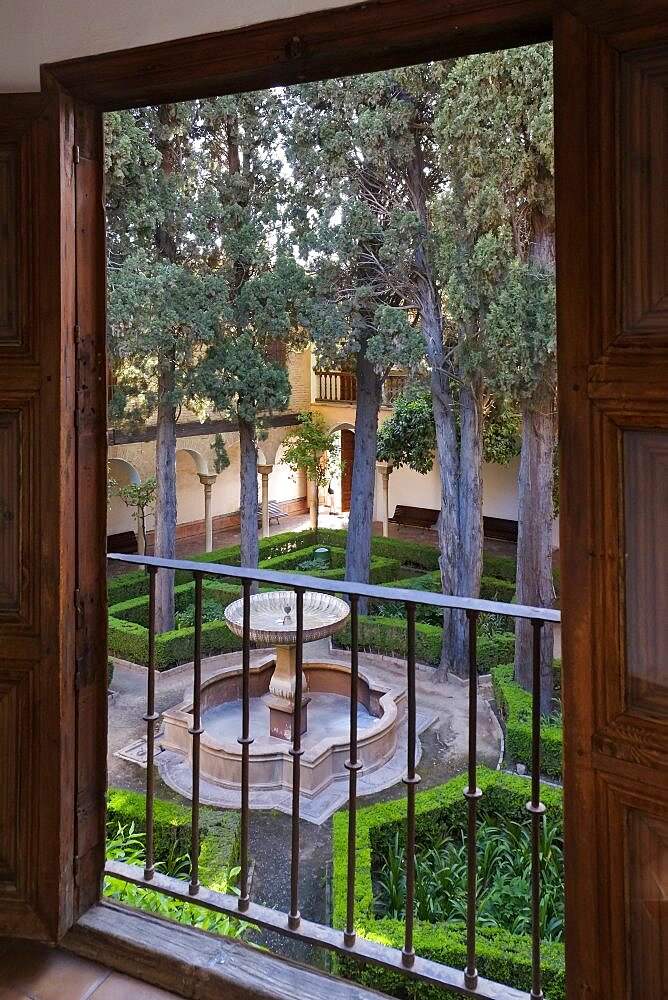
0,940,109,1000
89,972,182,999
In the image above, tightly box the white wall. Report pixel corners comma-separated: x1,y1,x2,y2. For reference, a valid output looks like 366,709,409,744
373,457,524,524
1,0,353,91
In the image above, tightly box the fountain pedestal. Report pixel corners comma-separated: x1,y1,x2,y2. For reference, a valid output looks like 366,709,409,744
265,692,310,740
265,643,310,740
224,589,350,742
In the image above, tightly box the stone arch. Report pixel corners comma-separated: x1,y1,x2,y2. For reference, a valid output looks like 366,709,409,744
327,420,355,435
108,456,141,486
176,446,211,476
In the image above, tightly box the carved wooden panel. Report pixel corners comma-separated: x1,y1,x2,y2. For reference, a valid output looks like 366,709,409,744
0,145,18,346
624,430,668,717
627,809,668,1000
0,668,32,888
0,409,21,614
621,46,668,337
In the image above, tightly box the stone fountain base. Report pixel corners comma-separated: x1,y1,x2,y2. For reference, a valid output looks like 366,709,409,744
161,653,413,802
157,653,437,824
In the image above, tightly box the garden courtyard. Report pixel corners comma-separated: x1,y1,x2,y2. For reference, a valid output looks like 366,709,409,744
105,524,564,996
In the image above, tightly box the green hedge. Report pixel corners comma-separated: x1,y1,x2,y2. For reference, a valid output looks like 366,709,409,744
335,615,514,674
331,768,564,999
491,663,563,780
110,578,241,627
108,530,443,605
107,787,240,886
108,616,244,669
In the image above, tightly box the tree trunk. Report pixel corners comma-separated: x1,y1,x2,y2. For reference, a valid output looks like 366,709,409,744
453,375,485,666
430,361,465,678
345,350,382,612
238,415,259,572
407,128,467,678
154,355,177,634
514,399,556,715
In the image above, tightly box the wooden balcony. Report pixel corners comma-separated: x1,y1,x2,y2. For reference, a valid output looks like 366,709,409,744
314,370,407,406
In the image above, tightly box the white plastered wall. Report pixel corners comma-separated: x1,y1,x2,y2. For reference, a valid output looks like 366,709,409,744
2,0,354,91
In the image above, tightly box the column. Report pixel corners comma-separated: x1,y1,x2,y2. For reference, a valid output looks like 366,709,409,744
258,464,273,538
376,460,394,537
198,473,217,552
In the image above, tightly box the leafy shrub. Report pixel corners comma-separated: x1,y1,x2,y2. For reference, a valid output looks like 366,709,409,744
331,768,565,999
376,816,564,942
175,598,227,629
491,663,563,779
104,821,248,939
106,787,240,881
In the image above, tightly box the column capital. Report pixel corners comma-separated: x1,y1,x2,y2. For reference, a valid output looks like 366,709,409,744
198,473,217,487
258,464,274,476
376,460,394,476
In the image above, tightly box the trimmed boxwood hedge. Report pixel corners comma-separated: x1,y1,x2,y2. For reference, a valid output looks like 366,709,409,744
331,768,564,999
491,663,563,780
108,616,244,669
111,579,241,627
107,787,240,885
335,615,515,674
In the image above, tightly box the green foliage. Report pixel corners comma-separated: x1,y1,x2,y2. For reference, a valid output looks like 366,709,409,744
175,598,228,629
377,392,436,475
376,816,564,942
491,663,563,779
335,615,514,673
212,434,231,474
331,769,565,999
115,476,157,517
106,787,240,875
279,411,340,489
105,789,245,938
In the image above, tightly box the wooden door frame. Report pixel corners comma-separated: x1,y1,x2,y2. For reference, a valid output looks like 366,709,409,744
29,1,668,997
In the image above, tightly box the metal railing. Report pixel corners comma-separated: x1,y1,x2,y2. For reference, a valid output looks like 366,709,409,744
314,370,407,406
106,552,560,1000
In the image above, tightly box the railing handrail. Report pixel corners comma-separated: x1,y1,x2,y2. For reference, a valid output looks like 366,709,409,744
107,551,560,623
105,549,558,1000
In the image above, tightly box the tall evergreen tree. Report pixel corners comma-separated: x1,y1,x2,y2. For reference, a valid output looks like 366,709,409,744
191,93,312,572
285,76,428,604
106,104,230,631
288,67,487,675
435,44,556,710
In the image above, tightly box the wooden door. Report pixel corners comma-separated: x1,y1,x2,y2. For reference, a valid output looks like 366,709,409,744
555,4,668,996
0,91,106,940
340,429,354,513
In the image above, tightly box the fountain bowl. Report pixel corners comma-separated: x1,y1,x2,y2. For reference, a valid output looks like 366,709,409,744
224,589,349,646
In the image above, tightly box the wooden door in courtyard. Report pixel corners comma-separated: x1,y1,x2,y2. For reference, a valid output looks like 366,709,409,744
340,430,354,513
555,3,668,996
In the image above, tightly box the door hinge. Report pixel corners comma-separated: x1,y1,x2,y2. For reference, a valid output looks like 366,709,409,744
73,854,81,882
74,588,84,630
73,144,80,165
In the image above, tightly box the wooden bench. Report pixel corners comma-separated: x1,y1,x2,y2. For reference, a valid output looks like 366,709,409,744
389,505,439,531
107,530,138,554
483,516,518,544
257,501,289,526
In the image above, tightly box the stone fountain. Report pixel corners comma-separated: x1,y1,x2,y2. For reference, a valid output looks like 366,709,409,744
160,588,411,819
224,590,350,739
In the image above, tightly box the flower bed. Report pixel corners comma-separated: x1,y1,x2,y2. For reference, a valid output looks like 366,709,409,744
331,768,565,999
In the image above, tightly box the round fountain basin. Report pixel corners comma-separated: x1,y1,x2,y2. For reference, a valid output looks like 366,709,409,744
224,590,350,645
161,656,406,799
